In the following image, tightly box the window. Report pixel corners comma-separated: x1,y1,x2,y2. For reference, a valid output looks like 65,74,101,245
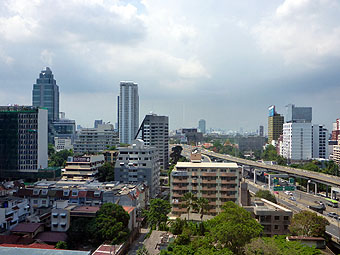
33,200,38,205
274,225,279,230
283,216,289,221
274,216,280,221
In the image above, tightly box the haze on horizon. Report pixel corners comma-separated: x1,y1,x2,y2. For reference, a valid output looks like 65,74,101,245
0,0,339,132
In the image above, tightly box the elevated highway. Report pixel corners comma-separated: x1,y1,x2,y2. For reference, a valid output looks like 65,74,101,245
198,149,340,188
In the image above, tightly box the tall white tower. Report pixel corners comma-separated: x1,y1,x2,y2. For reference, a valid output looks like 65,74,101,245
118,81,139,144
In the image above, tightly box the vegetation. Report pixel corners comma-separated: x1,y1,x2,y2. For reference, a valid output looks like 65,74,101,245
163,202,263,255
261,145,287,165
209,140,244,158
244,235,321,255
67,203,130,249
143,198,171,230
181,192,197,220
48,148,73,167
255,190,277,203
289,210,329,237
96,162,115,182
137,245,150,255
55,241,68,249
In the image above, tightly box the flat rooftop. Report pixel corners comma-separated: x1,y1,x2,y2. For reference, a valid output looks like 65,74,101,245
175,162,239,168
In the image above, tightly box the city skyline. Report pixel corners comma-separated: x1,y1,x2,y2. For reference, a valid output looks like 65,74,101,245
0,1,340,131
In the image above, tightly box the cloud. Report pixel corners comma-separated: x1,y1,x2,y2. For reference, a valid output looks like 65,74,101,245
253,0,340,67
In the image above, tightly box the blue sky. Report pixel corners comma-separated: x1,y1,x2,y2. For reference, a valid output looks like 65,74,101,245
0,0,340,132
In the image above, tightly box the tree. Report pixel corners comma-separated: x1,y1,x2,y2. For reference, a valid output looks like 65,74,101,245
96,162,115,182
94,203,130,244
55,241,68,249
261,145,278,161
207,202,263,254
48,143,55,156
67,217,95,248
181,192,197,220
244,236,321,255
255,190,277,203
289,210,329,237
49,149,73,167
144,199,171,229
170,218,186,235
196,197,210,221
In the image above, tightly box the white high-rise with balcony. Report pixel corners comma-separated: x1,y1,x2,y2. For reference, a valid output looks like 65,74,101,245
118,82,139,144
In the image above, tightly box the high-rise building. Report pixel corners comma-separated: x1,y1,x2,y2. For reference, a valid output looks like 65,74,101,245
114,140,160,198
198,119,206,134
0,106,48,178
118,82,139,144
135,113,169,169
259,125,264,137
32,67,59,122
73,124,119,154
312,125,329,159
94,120,103,128
281,104,312,161
268,106,284,143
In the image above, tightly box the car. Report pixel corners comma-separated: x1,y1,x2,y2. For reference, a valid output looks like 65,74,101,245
327,212,339,218
284,191,293,196
314,201,325,206
289,197,296,201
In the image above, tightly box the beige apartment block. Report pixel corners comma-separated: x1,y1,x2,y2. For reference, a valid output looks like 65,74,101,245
170,161,241,216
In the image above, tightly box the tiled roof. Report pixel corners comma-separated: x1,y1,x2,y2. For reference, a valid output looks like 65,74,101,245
0,243,55,249
0,235,34,245
35,232,67,243
123,206,135,214
11,223,44,233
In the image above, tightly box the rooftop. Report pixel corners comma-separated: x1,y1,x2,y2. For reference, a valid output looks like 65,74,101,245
175,162,239,168
11,223,44,233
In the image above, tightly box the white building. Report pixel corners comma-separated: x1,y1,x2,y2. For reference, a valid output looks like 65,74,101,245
118,82,139,144
282,122,312,161
54,137,73,152
136,113,169,169
51,200,71,232
115,140,160,198
0,197,30,231
73,124,118,154
312,124,329,159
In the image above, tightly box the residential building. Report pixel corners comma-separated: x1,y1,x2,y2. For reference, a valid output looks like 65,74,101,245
51,200,71,232
312,124,329,159
198,119,206,134
54,137,73,152
136,113,169,169
0,197,30,232
115,140,160,198
0,106,48,179
118,81,139,144
331,119,340,140
245,199,292,237
73,124,119,154
170,150,241,216
281,104,312,161
62,155,105,181
180,128,203,145
333,143,340,166
268,105,284,143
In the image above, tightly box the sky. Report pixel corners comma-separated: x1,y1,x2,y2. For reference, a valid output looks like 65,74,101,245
1,0,340,132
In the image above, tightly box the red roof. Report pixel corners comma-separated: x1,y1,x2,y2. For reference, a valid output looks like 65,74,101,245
35,231,67,243
11,223,44,233
0,235,34,245
72,206,100,213
123,206,135,214
0,243,55,249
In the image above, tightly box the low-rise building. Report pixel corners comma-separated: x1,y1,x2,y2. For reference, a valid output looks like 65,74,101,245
0,197,30,232
54,137,73,152
51,200,71,232
170,151,241,216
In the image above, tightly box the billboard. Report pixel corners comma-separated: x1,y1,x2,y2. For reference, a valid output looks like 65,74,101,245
268,105,275,117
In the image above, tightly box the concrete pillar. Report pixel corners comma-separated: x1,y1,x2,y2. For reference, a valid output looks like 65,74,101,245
254,169,256,184
307,182,310,193
314,183,317,195
268,176,271,189
326,185,329,198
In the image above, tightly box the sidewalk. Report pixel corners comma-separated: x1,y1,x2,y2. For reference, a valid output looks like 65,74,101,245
127,228,149,255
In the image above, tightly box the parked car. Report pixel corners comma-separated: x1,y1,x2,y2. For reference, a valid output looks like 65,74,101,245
327,212,339,219
289,197,296,201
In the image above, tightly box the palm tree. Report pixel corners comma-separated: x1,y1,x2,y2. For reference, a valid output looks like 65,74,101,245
196,197,210,221
181,192,197,220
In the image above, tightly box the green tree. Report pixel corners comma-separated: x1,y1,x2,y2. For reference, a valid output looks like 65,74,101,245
207,202,263,254
96,162,115,182
94,203,130,244
144,199,171,229
49,149,73,167
170,218,186,235
181,192,197,220
55,241,68,249
48,143,55,156
255,190,277,203
261,145,278,161
289,210,329,237
196,197,210,221
67,217,95,248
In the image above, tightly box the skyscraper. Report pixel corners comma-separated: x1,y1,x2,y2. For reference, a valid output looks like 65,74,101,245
118,81,139,144
268,105,284,143
32,67,59,122
259,125,264,137
136,113,169,169
198,119,206,134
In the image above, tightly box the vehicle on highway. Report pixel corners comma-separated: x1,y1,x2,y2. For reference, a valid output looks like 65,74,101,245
284,191,293,196
325,198,339,208
289,197,296,201
327,212,339,219
308,205,325,214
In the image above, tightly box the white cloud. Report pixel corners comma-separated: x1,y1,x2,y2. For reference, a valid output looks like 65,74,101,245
253,0,340,67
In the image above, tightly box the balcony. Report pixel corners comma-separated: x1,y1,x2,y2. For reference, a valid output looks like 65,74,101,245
172,186,188,191
202,179,216,184
202,172,217,177
219,172,236,177
202,194,217,198
201,186,217,191
172,179,189,184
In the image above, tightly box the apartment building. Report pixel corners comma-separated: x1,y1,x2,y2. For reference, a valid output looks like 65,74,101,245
0,197,30,232
170,153,241,216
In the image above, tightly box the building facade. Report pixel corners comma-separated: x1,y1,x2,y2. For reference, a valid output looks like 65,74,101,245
54,137,73,152
198,119,206,134
52,118,76,143
312,125,329,159
114,140,160,198
118,82,139,144
0,106,48,178
170,152,241,216
73,124,119,154
136,113,169,169
268,105,284,143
